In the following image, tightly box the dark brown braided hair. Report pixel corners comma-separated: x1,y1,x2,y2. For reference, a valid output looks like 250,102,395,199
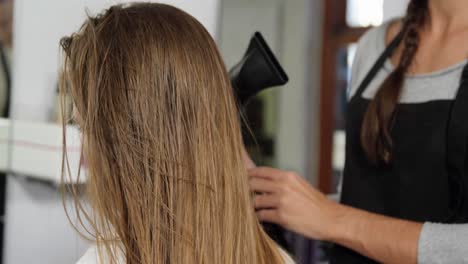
361,0,429,164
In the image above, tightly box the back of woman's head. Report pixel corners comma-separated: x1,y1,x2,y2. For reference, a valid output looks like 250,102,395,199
60,3,284,264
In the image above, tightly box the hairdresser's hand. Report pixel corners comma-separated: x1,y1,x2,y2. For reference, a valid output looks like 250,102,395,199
249,167,340,241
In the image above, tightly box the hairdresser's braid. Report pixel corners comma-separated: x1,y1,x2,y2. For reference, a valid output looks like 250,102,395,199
361,0,428,164
398,0,428,72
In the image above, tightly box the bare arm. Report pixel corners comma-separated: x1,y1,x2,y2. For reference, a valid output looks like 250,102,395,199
329,202,422,263
249,167,422,264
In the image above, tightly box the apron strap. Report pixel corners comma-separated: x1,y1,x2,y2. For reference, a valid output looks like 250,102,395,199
446,63,468,221
353,30,404,99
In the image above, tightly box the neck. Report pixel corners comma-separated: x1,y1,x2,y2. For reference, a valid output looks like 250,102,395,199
428,0,468,33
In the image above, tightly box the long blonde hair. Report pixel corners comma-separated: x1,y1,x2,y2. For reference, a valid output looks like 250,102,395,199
60,3,285,263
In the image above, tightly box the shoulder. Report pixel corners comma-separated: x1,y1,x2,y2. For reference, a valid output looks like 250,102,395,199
76,244,125,264
356,18,402,52
348,19,402,99
76,247,98,264
78,244,294,263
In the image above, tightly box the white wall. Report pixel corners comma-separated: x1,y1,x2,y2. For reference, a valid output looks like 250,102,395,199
5,1,220,263
384,0,409,21
11,0,220,122
219,0,283,151
220,0,281,68
276,0,321,183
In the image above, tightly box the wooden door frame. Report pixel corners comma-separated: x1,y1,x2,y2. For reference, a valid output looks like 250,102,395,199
318,0,369,193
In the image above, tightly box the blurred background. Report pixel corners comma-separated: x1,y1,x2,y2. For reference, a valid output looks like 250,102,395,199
0,0,409,263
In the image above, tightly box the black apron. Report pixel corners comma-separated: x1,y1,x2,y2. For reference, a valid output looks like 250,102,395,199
330,33,468,263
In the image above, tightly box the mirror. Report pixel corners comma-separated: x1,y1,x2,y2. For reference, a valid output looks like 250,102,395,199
0,0,12,262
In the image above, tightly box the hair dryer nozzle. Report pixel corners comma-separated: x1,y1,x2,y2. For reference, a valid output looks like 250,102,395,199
229,32,289,105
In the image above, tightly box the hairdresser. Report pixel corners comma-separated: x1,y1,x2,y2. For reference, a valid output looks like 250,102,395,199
247,0,468,263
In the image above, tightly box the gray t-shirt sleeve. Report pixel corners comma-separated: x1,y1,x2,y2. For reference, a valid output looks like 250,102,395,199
418,223,468,264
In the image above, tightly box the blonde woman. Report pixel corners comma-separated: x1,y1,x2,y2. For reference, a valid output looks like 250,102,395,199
60,3,293,264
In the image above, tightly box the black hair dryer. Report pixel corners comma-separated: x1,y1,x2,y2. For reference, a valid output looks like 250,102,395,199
229,32,289,105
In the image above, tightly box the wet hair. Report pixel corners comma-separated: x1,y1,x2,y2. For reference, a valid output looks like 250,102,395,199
60,3,286,264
